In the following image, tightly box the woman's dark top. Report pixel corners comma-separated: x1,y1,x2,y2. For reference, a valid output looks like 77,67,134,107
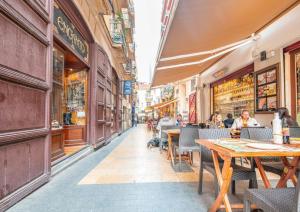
285,116,299,127
224,118,234,128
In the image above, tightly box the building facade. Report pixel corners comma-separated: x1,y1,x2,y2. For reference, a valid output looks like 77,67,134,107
0,0,136,210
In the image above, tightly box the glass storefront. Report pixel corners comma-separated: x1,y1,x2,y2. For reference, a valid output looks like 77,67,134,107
51,46,88,161
213,73,254,118
52,48,64,128
51,48,88,128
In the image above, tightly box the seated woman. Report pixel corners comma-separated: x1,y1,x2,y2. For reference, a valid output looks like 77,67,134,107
175,113,185,127
277,107,299,127
209,113,224,129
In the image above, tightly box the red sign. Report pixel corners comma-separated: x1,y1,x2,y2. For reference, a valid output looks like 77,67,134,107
189,93,196,123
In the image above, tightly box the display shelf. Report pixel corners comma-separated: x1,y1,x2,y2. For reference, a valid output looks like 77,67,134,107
213,73,254,118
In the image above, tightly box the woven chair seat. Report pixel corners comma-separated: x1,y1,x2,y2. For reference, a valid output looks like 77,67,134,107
203,162,257,181
244,188,295,212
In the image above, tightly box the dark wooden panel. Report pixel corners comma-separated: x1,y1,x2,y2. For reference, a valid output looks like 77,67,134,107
0,80,46,132
64,125,86,146
97,71,106,86
106,89,112,106
97,105,105,121
96,50,106,76
106,60,112,80
5,142,30,196
51,129,65,161
4,0,48,35
97,124,105,141
106,107,111,122
0,148,5,199
29,138,45,180
105,124,111,139
0,14,47,81
97,84,105,104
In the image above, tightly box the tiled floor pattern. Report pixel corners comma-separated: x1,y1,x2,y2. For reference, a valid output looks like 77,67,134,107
79,125,200,185
8,125,280,212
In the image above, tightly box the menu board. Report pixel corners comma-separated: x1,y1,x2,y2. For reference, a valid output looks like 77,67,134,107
255,64,278,112
213,73,254,118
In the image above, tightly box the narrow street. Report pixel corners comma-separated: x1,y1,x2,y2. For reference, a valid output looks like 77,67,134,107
8,125,215,212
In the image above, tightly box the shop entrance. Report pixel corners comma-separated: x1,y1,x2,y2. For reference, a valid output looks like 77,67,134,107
51,45,88,162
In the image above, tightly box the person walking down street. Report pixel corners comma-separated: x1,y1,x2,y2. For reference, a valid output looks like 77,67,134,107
209,113,225,129
134,114,138,127
224,113,234,128
231,110,260,130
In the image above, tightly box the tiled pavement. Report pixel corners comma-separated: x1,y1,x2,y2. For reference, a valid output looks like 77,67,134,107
8,125,279,212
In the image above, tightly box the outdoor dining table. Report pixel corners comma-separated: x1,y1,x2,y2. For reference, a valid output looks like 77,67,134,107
196,138,300,212
163,128,180,166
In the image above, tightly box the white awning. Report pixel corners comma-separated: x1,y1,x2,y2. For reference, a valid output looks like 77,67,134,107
152,0,299,87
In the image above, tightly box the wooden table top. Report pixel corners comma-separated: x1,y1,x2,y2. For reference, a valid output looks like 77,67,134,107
163,129,180,134
196,139,300,158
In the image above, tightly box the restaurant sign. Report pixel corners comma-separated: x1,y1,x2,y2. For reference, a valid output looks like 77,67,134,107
123,80,132,95
53,2,88,61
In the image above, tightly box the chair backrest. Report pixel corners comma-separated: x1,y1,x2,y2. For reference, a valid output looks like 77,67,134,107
248,128,272,141
292,173,300,212
179,125,199,148
240,128,250,139
160,125,179,140
198,128,231,162
290,127,300,138
198,128,231,139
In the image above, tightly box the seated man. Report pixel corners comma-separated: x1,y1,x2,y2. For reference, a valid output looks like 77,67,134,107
156,112,176,133
231,110,260,130
156,112,176,149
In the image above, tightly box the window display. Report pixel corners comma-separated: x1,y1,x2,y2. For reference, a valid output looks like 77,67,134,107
64,70,87,125
51,48,64,128
213,73,254,118
255,64,279,112
51,47,88,129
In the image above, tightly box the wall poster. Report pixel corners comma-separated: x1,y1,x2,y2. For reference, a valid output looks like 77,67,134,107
255,64,279,113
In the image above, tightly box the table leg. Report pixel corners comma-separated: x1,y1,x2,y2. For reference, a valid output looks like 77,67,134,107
277,157,299,188
167,134,175,166
210,150,233,212
254,157,271,188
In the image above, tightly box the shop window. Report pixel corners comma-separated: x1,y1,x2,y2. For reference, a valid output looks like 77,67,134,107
213,73,254,118
51,48,64,128
51,47,88,128
64,69,87,125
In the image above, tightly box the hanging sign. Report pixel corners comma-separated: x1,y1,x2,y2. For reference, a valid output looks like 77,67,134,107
53,2,89,61
123,80,132,95
189,93,196,123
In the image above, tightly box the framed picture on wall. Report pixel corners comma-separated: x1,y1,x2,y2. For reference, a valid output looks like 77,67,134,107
255,64,279,113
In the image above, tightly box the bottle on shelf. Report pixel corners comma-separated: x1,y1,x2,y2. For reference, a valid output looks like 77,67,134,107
282,117,290,144
273,112,283,144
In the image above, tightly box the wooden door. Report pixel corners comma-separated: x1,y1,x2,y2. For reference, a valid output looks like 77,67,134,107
90,44,113,148
0,0,51,210
189,93,197,124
